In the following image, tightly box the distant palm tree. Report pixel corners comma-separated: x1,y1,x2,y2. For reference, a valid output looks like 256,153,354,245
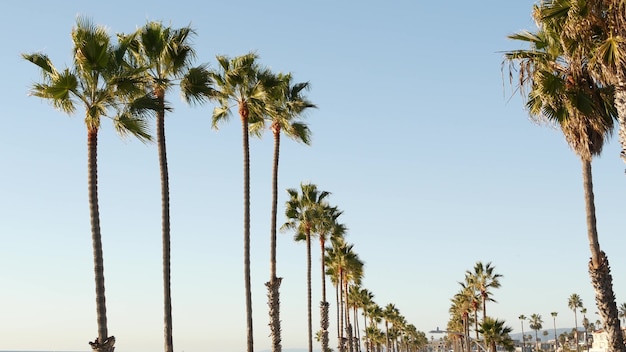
23,17,151,352
283,183,330,352
551,312,558,352
568,294,583,352
529,314,543,352
619,303,626,325
519,315,527,352
478,317,514,352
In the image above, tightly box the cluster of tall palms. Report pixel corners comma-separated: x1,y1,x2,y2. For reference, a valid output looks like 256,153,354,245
282,183,428,352
448,262,511,352
23,18,316,352
503,2,625,351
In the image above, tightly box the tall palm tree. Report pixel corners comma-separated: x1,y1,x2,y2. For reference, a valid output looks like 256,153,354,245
519,315,527,352
568,294,583,352
505,7,622,351
120,22,208,352
551,312,558,352
283,183,331,352
208,52,277,352
478,317,514,352
265,73,315,352
466,261,502,321
23,17,151,352
529,314,543,352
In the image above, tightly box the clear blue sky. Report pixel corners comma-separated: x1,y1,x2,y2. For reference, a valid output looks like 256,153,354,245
1,1,625,352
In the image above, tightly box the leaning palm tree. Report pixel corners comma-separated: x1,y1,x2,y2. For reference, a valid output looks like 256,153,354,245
282,183,331,352
529,314,543,352
23,17,151,352
120,21,209,352
208,52,277,352
265,73,315,352
478,317,515,352
505,7,622,351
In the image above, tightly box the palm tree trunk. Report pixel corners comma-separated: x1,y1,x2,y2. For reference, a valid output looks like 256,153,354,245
240,105,254,352
156,91,174,352
581,159,626,352
336,282,342,352
267,127,282,352
86,128,115,352
307,231,313,352
320,237,329,352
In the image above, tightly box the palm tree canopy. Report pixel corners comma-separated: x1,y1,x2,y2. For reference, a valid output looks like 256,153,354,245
479,317,515,352
504,8,617,161
23,16,151,141
282,183,330,240
266,72,316,143
208,52,280,135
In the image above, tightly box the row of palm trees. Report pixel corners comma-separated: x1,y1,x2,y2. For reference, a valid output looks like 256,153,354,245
22,18,318,352
503,2,625,352
22,18,426,352
281,183,428,352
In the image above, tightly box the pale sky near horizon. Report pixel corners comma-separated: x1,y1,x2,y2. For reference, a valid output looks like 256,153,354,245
1,1,625,352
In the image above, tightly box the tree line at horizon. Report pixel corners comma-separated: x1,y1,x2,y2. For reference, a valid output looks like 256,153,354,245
503,1,626,352
22,17,428,352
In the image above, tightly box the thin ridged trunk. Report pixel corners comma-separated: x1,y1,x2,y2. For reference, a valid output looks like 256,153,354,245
344,279,353,352
336,281,342,352
320,236,329,352
306,231,313,352
240,102,254,352
156,88,174,352
87,128,115,352
268,126,282,352
340,273,346,352
581,159,625,352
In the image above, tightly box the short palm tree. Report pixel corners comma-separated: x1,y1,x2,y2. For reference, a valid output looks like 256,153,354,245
505,7,623,351
282,183,330,352
23,17,150,352
120,21,210,352
209,52,277,352
478,317,514,352
265,73,315,352
529,314,543,352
